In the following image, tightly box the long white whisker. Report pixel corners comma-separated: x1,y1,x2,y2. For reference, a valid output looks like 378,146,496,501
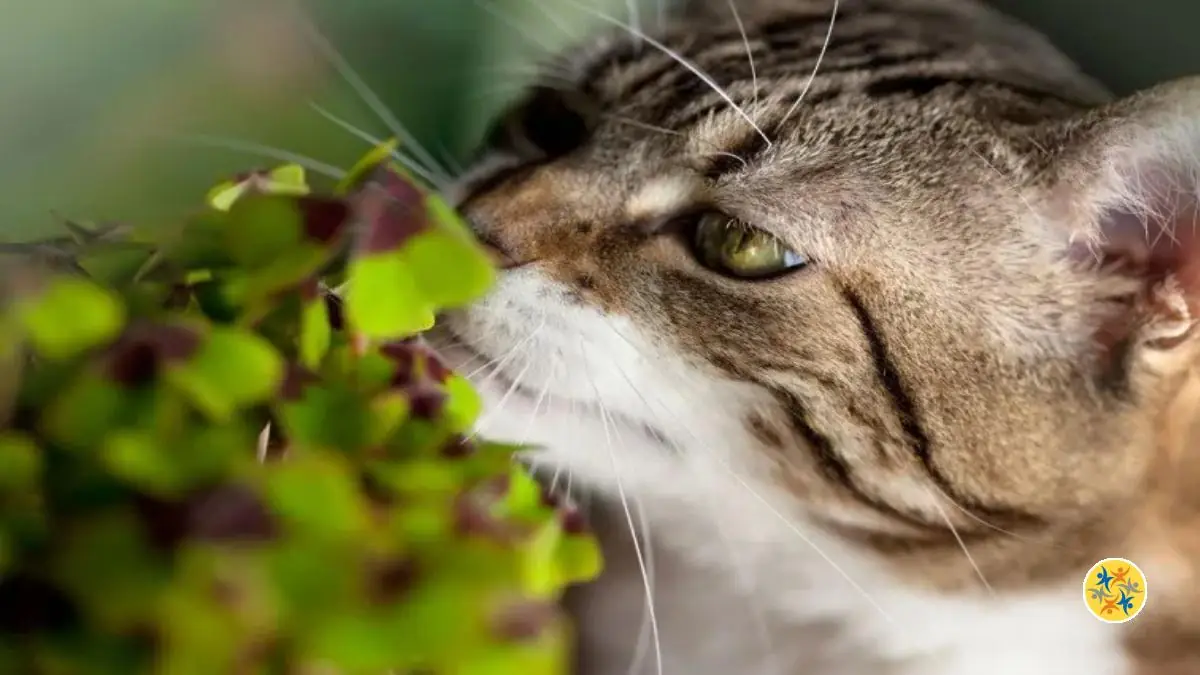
286,3,450,183
520,357,559,440
308,102,443,188
601,354,783,675
928,480,1037,544
625,496,657,675
592,321,893,623
474,0,559,53
580,343,663,675
464,318,546,380
474,350,538,435
728,0,759,106
922,485,994,596
778,0,839,129
602,114,749,170
166,134,347,179
626,0,643,48
564,0,771,149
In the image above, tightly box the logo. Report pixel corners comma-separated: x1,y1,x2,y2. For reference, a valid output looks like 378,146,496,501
1083,557,1148,623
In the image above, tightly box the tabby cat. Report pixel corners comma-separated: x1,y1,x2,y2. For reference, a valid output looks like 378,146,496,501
432,0,1200,672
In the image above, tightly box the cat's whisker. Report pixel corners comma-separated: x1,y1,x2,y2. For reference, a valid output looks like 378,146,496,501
562,0,772,149
520,355,560,441
922,485,995,596
473,348,538,438
165,134,347,179
431,141,466,180
287,2,451,185
579,342,664,675
586,361,663,675
926,481,1039,544
601,114,749,170
463,317,546,380
727,0,759,106
599,350,783,675
777,0,839,130
475,63,575,87
308,102,444,189
473,0,559,54
625,491,657,675
626,0,644,49
590,320,894,623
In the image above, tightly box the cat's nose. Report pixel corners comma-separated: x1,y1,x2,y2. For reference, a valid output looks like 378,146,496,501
475,235,528,270
479,241,521,269
465,214,529,270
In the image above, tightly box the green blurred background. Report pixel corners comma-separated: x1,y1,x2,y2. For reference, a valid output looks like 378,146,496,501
0,0,1195,240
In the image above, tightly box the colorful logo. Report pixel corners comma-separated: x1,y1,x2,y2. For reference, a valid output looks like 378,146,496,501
1083,558,1148,623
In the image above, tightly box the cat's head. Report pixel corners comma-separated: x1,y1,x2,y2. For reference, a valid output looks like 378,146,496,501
437,0,1200,589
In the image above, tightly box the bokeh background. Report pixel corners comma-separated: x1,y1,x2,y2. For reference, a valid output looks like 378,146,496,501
1,0,1196,240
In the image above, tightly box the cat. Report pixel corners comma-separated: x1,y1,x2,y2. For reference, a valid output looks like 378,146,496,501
430,0,1200,672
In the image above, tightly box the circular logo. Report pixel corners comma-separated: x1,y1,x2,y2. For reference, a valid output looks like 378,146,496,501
1083,558,1148,623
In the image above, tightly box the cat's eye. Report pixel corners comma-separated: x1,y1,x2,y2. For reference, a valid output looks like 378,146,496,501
485,86,592,159
691,213,808,279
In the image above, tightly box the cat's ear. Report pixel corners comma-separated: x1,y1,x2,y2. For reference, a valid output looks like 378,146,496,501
1037,77,1200,370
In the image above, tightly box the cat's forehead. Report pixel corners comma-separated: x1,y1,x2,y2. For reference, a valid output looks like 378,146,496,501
531,0,1104,191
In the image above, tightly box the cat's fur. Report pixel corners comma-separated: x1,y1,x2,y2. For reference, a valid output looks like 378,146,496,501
432,0,1200,672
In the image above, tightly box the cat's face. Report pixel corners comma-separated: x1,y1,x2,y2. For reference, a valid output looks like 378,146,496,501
436,0,1200,589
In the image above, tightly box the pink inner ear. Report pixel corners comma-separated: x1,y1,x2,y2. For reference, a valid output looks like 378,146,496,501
1066,165,1200,353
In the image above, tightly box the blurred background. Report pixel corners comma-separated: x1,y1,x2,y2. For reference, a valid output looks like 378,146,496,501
0,0,1196,240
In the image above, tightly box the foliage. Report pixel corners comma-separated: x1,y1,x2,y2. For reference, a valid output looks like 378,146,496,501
0,142,601,674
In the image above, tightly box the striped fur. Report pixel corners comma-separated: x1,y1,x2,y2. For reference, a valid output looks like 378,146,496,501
436,0,1200,672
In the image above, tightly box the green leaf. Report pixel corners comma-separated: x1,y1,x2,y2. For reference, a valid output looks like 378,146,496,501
206,164,311,212
344,253,433,339
367,392,410,446
499,466,545,523
103,430,182,494
443,374,483,433
264,454,369,541
41,373,130,450
102,425,244,496
277,383,371,452
337,138,400,195
555,532,603,587
0,432,40,491
53,512,169,631
299,293,332,369
427,192,476,241
222,195,303,269
405,228,495,308
166,327,283,421
14,276,125,359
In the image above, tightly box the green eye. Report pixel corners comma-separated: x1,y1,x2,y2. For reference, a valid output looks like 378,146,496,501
692,213,808,279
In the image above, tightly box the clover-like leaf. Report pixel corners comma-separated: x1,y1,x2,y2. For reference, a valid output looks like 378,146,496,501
336,138,401,195
298,281,332,369
443,374,484,432
206,163,310,212
14,276,125,360
165,326,284,422
345,254,432,339
264,453,370,541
